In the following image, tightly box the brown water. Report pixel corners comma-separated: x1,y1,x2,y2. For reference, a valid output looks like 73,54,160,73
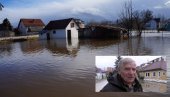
0,35,170,97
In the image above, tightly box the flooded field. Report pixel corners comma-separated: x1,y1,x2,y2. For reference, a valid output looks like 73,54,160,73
0,33,170,97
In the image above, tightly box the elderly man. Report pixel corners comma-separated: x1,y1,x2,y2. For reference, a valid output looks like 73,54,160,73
100,58,143,92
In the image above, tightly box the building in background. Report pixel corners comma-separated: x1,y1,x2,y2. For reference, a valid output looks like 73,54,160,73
18,19,45,35
138,57,167,83
144,18,160,31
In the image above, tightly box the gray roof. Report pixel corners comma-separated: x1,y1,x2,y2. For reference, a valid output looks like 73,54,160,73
139,60,167,72
44,18,73,30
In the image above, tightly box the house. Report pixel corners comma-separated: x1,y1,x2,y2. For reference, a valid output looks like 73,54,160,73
39,18,81,40
164,22,170,31
138,57,167,82
159,19,170,31
144,18,160,30
17,19,45,35
73,19,85,29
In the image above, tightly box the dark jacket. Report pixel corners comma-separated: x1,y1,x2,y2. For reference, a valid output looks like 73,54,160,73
100,74,143,92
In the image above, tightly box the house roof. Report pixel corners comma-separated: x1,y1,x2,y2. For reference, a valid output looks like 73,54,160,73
44,18,74,30
154,18,160,23
90,25,127,32
139,60,167,72
18,19,45,28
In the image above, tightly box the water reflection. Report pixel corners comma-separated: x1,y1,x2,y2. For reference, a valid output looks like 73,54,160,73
0,42,13,57
0,34,170,97
141,81,167,93
20,40,43,54
0,37,169,57
79,39,120,49
42,38,79,57
78,37,153,56
117,37,152,55
18,39,80,57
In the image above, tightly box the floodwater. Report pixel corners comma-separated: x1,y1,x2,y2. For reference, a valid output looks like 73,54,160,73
141,81,167,93
0,33,170,97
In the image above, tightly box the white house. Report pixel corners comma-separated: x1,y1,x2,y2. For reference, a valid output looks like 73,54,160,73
17,19,45,35
39,18,81,40
144,18,160,30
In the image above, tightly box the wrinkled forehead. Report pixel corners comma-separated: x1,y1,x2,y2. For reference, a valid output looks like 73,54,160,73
120,62,136,71
123,62,136,67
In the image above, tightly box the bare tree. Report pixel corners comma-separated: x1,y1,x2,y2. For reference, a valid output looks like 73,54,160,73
133,10,153,36
118,0,133,36
118,0,154,37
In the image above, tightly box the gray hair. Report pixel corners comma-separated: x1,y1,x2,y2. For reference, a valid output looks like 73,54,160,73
117,58,136,71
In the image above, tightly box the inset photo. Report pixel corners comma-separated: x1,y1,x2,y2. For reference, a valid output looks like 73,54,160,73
95,56,167,93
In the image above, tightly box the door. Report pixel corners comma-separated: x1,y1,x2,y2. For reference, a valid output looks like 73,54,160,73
67,30,71,40
46,33,50,40
67,30,72,45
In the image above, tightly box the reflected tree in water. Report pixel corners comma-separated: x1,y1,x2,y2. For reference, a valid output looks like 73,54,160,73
123,37,152,55
0,42,12,57
20,40,43,54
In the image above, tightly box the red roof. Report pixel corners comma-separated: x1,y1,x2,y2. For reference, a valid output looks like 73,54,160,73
19,19,45,27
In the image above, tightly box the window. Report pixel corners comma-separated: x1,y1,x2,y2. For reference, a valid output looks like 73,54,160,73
146,73,150,77
71,23,74,28
159,72,160,76
153,72,156,76
53,30,56,34
163,72,165,75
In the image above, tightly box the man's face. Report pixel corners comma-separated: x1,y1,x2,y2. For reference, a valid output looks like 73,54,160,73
119,62,136,85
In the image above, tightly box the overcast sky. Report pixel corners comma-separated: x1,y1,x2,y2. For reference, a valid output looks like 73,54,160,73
95,56,164,70
0,0,170,27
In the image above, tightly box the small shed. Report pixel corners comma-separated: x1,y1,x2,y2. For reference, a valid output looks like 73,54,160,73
39,18,79,40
